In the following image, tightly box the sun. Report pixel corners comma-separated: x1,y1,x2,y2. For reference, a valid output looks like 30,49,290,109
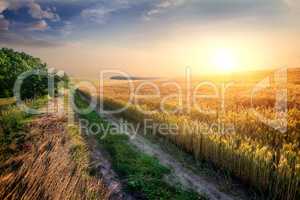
211,48,238,73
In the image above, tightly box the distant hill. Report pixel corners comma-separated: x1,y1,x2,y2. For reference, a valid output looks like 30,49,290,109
110,76,159,80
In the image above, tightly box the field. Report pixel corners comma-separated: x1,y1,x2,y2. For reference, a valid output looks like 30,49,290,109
78,68,300,200
3,0,300,199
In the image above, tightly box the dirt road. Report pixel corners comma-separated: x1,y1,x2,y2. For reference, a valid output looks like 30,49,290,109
94,108,248,200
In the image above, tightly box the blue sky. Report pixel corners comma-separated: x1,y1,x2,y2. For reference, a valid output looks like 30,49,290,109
1,0,300,76
0,0,297,46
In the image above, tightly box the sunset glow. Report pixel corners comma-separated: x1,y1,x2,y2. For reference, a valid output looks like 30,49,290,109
1,1,300,199
0,0,300,76
211,48,238,73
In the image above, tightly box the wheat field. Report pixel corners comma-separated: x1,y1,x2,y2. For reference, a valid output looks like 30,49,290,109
78,68,300,199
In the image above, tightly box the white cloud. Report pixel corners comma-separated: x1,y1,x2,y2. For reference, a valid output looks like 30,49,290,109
80,0,138,24
0,0,59,32
157,0,178,8
0,0,60,21
144,0,185,20
81,7,114,24
147,9,160,16
27,1,60,21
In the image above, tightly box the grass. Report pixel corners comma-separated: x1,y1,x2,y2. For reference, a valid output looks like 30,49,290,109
68,125,89,170
0,96,48,162
74,91,204,200
0,97,16,107
67,125,108,200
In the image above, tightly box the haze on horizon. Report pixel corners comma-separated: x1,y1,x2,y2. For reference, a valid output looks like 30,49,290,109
1,0,300,78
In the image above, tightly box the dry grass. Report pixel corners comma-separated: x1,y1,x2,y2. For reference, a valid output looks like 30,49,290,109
0,114,109,200
0,97,16,107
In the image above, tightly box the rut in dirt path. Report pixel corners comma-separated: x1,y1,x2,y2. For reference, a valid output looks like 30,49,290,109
95,110,248,200
78,119,136,200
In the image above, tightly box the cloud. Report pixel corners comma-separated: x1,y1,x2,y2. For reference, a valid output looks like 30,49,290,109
0,1,61,46
0,1,10,30
142,0,291,22
0,1,9,13
145,0,185,20
59,21,74,36
0,0,60,35
80,0,134,24
27,20,48,31
27,1,60,21
81,7,114,24
1,0,25,11
157,0,184,8
0,0,60,21
0,15,9,30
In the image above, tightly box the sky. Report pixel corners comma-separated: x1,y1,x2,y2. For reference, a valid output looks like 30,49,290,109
1,0,300,77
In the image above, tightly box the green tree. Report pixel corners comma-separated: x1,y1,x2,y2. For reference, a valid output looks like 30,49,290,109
0,48,68,99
